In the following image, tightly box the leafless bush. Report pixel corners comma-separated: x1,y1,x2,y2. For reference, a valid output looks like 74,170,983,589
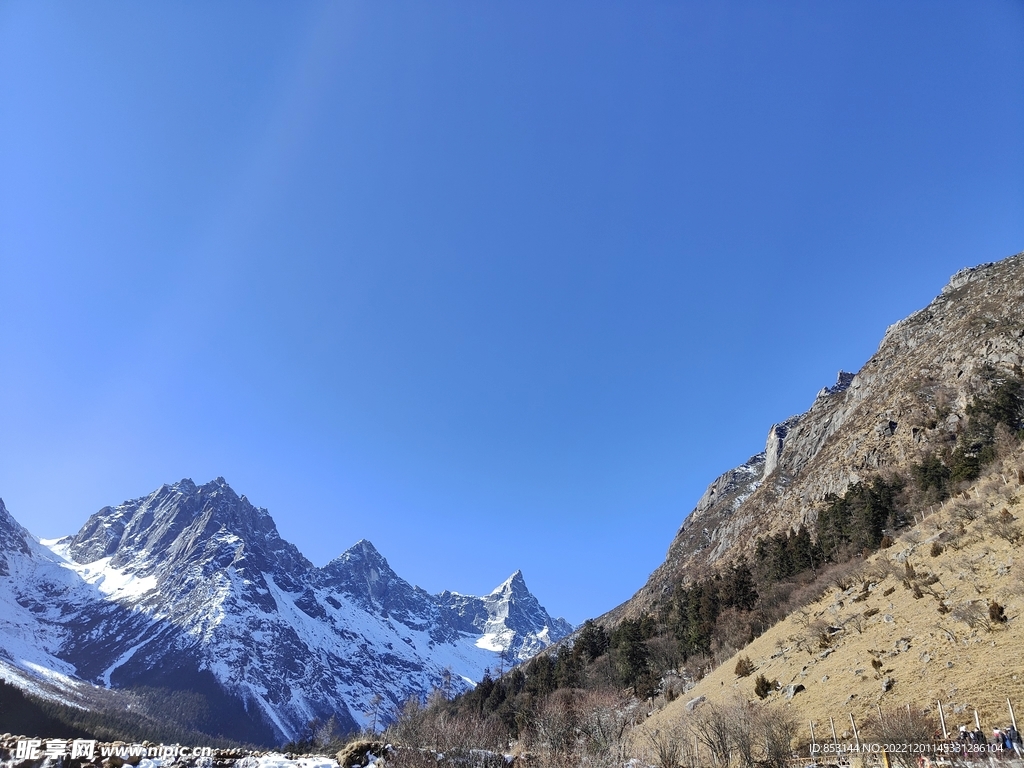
864,707,937,768
830,560,866,590
389,698,504,760
712,606,754,662
809,619,833,649
690,702,734,768
682,653,712,682
845,613,865,634
684,699,797,768
641,722,686,768
725,698,760,768
992,520,1023,543
952,501,981,523
759,705,799,768
529,688,581,759
577,688,638,764
946,523,968,551
869,558,901,582
952,601,989,630
782,577,832,615
902,530,922,546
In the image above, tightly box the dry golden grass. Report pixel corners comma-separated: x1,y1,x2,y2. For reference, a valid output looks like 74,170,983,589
641,447,1024,747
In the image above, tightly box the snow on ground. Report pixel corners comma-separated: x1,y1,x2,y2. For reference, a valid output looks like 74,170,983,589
255,754,340,768
62,757,344,768
43,539,158,600
0,657,88,708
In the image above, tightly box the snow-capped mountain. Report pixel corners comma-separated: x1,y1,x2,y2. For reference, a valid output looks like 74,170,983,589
0,479,571,744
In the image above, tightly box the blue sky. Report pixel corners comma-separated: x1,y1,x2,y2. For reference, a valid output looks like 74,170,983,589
1,2,1022,625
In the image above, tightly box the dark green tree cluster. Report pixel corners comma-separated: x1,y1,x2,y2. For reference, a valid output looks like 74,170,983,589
913,371,1024,497
609,615,657,696
753,526,821,583
815,477,904,560
0,679,252,747
439,620,613,738
666,560,757,660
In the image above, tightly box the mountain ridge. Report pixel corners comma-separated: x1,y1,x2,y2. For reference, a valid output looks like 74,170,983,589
0,478,571,744
604,252,1024,624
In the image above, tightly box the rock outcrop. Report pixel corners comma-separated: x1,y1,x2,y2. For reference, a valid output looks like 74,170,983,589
612,252,1024,618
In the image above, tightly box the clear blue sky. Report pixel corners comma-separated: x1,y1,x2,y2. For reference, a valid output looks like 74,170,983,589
1,2,1022,625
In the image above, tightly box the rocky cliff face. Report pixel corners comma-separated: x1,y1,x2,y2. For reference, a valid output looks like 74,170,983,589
0,480,571,744
615,253,1024,617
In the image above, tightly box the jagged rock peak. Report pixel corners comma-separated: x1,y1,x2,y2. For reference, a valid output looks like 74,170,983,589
492,569,529,596
0,498,32,575
0,479,574,744
324,539,394,575
817,370,856,398
612,250,1024,622
317,538,424,620
67,477,311,585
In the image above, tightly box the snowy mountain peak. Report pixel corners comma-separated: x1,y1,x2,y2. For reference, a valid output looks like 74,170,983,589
319,538,406,606
0,498,32,575
492,569,528,596
66,477,312,594
0,482,572,745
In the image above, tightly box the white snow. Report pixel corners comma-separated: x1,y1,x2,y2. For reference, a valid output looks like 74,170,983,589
43,540,158,600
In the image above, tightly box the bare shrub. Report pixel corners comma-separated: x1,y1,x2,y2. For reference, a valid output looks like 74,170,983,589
845,613,865,634
865,707,937,768
952,601,989,629
992,520,1023,543
953,501,981,523
724,699,759,768
759,705,799,768
930,542,944,557
869,558,900,582
682,653,712,683
830,560,866,590
686,699,796,768
648,633,682,678
530,688,581,759
641,722,685,768
578,688,639,764
947,523,968,551
712,606,754,659
690,701,734,768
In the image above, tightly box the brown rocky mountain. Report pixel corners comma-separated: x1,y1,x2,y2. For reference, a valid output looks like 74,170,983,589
639,437,1024,744
609,251,1024,622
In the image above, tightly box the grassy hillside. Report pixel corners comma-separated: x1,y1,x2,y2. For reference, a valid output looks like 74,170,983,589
640,445,1024,750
